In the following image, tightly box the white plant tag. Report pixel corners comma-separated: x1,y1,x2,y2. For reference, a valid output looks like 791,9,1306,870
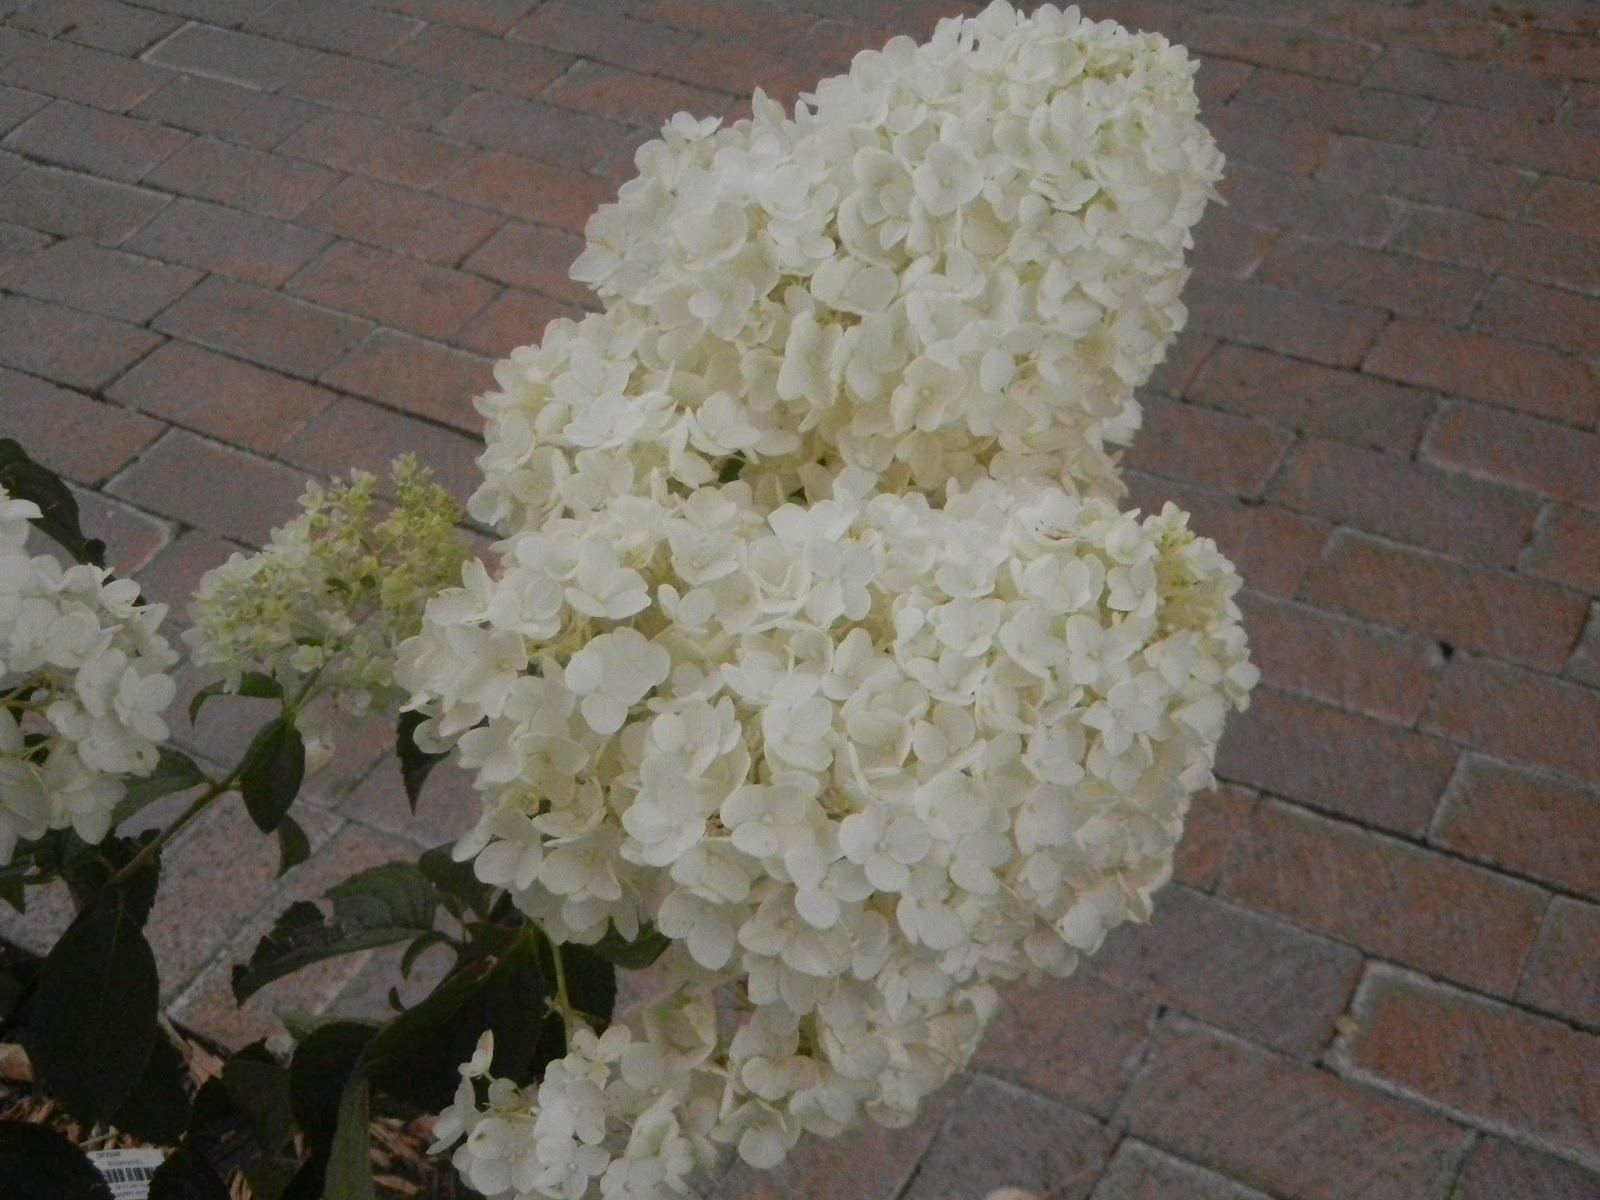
86,1148,165,1199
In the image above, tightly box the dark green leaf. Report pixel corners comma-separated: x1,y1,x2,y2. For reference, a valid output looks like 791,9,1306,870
275,816,311,877
239,717,304,834
107,1026,190,1145
321,1078,375,1200
367,928,550,1111
287,1021,376,1158
397,710,447,812
221,1043,297,1151
0,438,106,568
26,890,160,1126
588,921,672,970
0,1120,114,1200
60,832,160,926
418,844,493,920
232,865,439,1003
188,673,283,724
240,1156,301,1200
148,1144,230,1200
560,942,617,1029
113,747,207,826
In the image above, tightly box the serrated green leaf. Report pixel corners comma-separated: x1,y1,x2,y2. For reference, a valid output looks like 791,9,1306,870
189,673,283,724
240,1156,300,1200
0,438,106,568
26,888,160,1126
275,815,310,878
112,747,207,827
367,927,551,1111
221,1043,297,1151
396,710,447,812
417,843,493,920
587,921,672,970
60,833,160,924
232,865,439,1003
0,1120,114,1200
239,717,304,834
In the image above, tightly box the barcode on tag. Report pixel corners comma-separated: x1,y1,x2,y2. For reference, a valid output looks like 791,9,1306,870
87,1148,165,1200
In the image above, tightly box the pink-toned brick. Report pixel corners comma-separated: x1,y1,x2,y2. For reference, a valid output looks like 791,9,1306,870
1124,1017,1469,1200
451,285,586,357
289,57,475,128
143,135,341,219
1093,1141,1278,1200
241,0,422,56
1173,783,1256,892
1364,320,1598,427
129,73,319,149
1123,398,1292,499
1425,105,1600,184
0,238,200,323
106,340,333,455
0,33,171,112
973,972,1154,1118
1183,273,1386,367
0,163,167,241
1426,656,1600,786
1,99,189,183
1095,884,1362,1058
0,292,163,390
1316,135,1534,218
1236,591,1441,726
1524,177,1600,239
287,241,497,338
385,23,570,99
145,22,328,92
0,367,162,484
278,109,474,189
1213,165,1403,247
1433,756,1600,897
435,89,641,172
1185,14,1377,83
510,1,698,75
1456,1138,1600,1200
0,85,49,136
1522,505,1600,593
1425,402,1600,507
1473,276,1600,357
1342,966,1600,1165
462,220,592,303
1215,686,1457,835
121,196,331,287
542,59,734,129
1228,66,1436,141
435,150,617,235
1519,898,1600,1029
1304,530,1588,674
1255,236,1485,325
1187,344,1433,455
1188,208,1277,278
1270,439,1541,568
1367,46,1566,119
107,428,310,546
1222,801,1547,998
280,396,483,510
299,175,503,265
154,276,372,378
318,327,492,431
10,0,184,56
68,485,172,576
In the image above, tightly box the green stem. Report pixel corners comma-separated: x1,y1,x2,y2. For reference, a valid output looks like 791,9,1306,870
549,935,578,1044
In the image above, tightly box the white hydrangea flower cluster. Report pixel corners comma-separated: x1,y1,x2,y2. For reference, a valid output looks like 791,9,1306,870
0,488,178,864
186,457,468,721
473,0,1222,538
406,4,1249,1196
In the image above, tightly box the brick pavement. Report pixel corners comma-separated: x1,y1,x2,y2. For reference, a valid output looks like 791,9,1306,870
1,0,1598,1196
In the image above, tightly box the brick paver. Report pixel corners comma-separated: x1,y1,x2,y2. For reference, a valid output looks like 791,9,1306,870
1,1,1598,1195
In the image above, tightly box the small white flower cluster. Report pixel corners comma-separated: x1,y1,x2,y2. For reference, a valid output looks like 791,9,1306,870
406,5,1249,1197
0,488,178,864
186,457,468,722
